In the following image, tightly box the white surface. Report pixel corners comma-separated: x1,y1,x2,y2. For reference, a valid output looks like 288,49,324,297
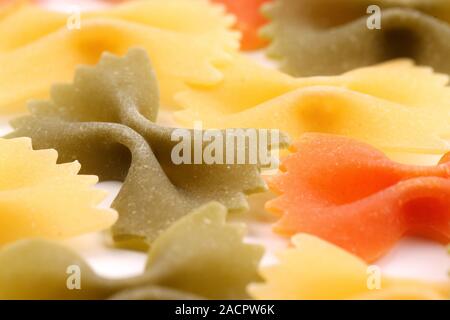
1,0,448,286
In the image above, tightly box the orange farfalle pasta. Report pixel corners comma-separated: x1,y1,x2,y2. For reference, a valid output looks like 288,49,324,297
212,0,271,50
266,133,450,262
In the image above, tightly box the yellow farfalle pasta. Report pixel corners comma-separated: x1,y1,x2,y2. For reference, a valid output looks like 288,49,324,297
175,56,450,160
0,0,239,113
248,234,449,300
0,137,117,245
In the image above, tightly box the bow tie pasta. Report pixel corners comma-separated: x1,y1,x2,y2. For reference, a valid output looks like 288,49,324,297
0,137,117,245
0,0,239,113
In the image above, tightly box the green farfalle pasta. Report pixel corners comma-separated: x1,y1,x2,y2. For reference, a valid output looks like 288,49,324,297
264,0,450,76
6,48,288,248
0,202,263,300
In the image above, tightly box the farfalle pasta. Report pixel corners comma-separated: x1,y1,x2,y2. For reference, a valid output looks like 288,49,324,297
0,137,117,245
263,0,450,76
0,0,239,113
6,48,288,248
0,202,263,300
0,0,447,301
266,134,450,262
248,234,449,300
212,0,271,50
175,56,450,159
